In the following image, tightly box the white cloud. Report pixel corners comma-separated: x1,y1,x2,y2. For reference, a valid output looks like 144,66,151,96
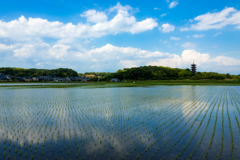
73,44,170,70
166,0,170,3
181,42,196,48
1,40,240,74
80,10,108,23
169,1,178,9
154,7,161,10
181,49,209,64
0,3,239,74
88,44,168,61
108,2,133,12
130,18,158,34
180,27,189,31
170,36,180,40
0,43,14,52
180,7,240,31
118,60,138,68
160,23,175,33
160,13,167,17
193,34,205,38
213,32,222,36
49,44,70,59
147,49,240,70
14,44,35,58
0,3,157,39
211,56,240,66
148,54,182,68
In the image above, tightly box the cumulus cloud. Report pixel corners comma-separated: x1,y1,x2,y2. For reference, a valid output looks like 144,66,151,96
49,44,71,59
181,42,196,48
0,43,14,52
80,10,108,23
211,56,240,66
169,1,178,9
147,49,240,71
193,34,205,38
87,44,168,61
13,44,35,58
147,49,209,68
170,36,180,40
0,3,239,74
160,23,175,33
130,18,158,34
0,3,158,39
118,60,138,68
0,2,159,70
108,2,132,12
180,7,240,31
1,40,240,74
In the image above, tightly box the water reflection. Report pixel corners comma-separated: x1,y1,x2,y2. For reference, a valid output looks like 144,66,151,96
0,86,239,160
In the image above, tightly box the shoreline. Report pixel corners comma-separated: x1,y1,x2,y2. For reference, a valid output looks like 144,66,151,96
0,80,240,88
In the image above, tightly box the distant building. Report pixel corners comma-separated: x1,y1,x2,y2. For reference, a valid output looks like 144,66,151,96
32,77,39,81
17,77,25,82
80,76,91,82
110,78,120,82
38,76,46,82
0,75,7,80
0,75,11,81
191,62,196,76
24,77,32,82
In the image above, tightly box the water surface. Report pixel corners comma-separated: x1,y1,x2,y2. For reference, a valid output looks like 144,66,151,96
0,85,239,160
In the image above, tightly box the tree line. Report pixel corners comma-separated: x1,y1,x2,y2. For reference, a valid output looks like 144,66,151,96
78,72,113,78
103,66,239,81
0,67,78,77
1,66,239,80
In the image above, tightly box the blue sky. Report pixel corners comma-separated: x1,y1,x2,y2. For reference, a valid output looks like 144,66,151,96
0,0,240,74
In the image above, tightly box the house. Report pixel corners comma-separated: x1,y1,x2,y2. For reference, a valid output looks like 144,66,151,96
47,76,53,81
82,79,90,82
70,77,81,81
79,76,91,82
110,78,120,82
0,75,7,80
53,77,63,82
81,76,90,82
24,77,32,82
17,77,25,82
0,75,11,81
38,76,47,82
64,77,71,82
32,77,39,81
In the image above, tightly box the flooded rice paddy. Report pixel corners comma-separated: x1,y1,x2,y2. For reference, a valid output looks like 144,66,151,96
0,85,240,160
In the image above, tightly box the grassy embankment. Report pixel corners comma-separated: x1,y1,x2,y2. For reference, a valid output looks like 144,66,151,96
0,79,240,88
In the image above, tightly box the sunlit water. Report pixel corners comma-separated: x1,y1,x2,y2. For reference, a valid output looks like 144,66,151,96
0,85,239,160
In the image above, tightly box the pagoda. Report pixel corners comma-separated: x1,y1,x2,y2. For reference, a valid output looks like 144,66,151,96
191,61,196,76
